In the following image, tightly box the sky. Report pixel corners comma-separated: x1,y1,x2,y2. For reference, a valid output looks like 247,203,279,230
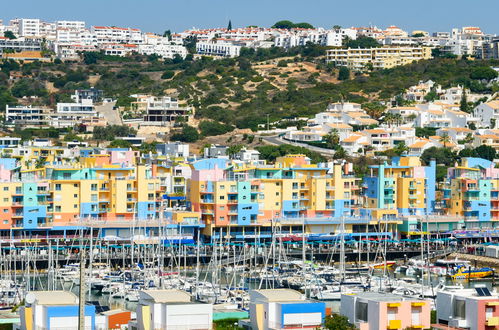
2,0,498,34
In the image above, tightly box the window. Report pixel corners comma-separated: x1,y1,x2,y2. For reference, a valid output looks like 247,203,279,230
91,194,97,202
148,183,154,190
63,173,71,179
219,206,225,210
74,194,78,198
453,299,466,319
2,187,7,191
73,184,78,188
55,184,61,191
355,301,368,322
2,220,7,224
220,216,225,221
276,192,279,196
3,198,7,202
91,184,97,191
55,206,61,212
411,307,421,325
220,185,225,189
74,204,78,209
220,196,225,200
3,209,7,213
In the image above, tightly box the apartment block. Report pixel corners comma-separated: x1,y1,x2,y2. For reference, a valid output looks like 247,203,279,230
442,157,499,227
362,157,436,222
188,155,361,238
341,292,431,330
326,46,432,71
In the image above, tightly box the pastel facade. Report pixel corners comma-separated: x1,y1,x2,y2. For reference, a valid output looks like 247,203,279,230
326,46,432,71
442,157,499,228
17,291,96,330
340,292,431,330
436,289,499,330
362,157,436,222
188,156,361,238
249,289,325,330
133,290,213,330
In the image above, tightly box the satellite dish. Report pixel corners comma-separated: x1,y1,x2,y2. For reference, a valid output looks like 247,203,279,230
25,293,36,304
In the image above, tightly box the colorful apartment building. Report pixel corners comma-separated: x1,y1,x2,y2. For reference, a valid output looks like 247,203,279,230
436,288,499,330
442,157,499,229
341,292,431,330
362,156,436,219
188,155,361,238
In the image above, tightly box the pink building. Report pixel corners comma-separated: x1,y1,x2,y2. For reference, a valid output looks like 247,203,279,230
340,292,431,330
437,288,499,330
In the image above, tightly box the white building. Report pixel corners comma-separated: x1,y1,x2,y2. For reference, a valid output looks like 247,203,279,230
196,40,241,57
249,289,325,330
132,290,213,330
56,20,86,31
436,288,499,330
474,100,499,128
57,99,95,113
18,18,40,37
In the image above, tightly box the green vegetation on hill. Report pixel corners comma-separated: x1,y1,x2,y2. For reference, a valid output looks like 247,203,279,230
0,49,498,137
271,20,314,29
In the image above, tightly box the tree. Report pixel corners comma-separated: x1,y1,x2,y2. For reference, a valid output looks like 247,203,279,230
459,148,477,158
440,132,451,148
227,144,244,158
393,141,408,156
333,146,348,160
424,89,438,102
475,145,496,161
161,70,175,79
271,20,295,29
324,129,340,149
199,121,233,136
92,125,137,141
332,25,342,31
108,139,132,148
460,90,469,113
294,22,314,29
163,30,172,40
470,67,498,81
277,60,288,68
171,124,199,143
324,314,355,330
421,147,457,166
83,51,103,64
463,133,474,145
344,36,380,48
3,31,16,39
338,66,350,80
412,33,426,38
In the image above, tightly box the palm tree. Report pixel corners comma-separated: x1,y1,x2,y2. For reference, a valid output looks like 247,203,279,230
440,132,451,148
463,133,474,145
394,141,408,156
324,129,340,149
333,146,348,160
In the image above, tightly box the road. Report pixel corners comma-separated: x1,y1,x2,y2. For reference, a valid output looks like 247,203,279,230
261,135,336,156
95,101,122,125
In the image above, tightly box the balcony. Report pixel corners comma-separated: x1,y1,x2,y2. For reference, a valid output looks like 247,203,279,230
387,320,401,330
487,317,499,327
12,213,23,218
200,199,214,204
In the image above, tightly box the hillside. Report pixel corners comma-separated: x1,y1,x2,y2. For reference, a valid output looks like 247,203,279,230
1,48,498,136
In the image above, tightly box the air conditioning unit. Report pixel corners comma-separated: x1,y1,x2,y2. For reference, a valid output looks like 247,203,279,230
449,319,467,328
